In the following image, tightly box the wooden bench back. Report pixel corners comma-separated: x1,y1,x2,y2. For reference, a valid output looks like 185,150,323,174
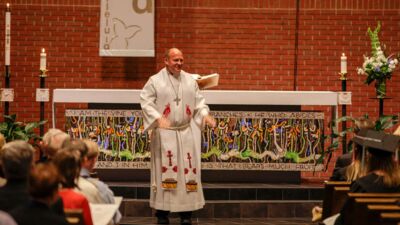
64,209,85,225
343,193,400,225
380,212,400,225
321,181,351,220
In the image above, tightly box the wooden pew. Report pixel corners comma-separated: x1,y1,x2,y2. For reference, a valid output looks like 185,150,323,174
353,199,400,225
321,181,351,220
367,205,400,225
349,193,400,198
65,209,85,225
343,194,400,225
380,212,400,225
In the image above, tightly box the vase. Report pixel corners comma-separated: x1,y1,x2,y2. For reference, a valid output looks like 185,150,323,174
375,79,386,99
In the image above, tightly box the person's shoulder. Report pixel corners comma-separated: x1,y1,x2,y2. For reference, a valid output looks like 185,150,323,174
78,177,97,190
60,189,87,201
152,68,166,78
351,173,379,192
181,70,197,85
88,178,108,189
146,69,166,84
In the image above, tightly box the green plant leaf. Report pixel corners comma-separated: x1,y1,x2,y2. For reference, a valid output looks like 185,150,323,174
377,115,398,130
13,131,29,141
0,114,46,143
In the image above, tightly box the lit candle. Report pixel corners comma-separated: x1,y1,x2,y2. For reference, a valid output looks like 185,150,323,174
340,53,347,74
40,48,46,71
5,3,11,66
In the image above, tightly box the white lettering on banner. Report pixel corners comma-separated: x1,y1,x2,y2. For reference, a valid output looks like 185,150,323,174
95,161,324,172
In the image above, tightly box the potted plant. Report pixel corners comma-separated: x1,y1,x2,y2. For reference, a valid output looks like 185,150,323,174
357,22,399,98
0,114,47,145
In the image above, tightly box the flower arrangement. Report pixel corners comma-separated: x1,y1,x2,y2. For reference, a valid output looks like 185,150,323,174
357,22,399,98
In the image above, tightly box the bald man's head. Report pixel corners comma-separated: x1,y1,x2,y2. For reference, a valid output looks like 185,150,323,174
164,48,184,75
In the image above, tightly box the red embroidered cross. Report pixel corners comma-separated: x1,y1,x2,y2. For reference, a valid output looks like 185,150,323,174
187,153,192,168
167,150,173,166
163,103,171,117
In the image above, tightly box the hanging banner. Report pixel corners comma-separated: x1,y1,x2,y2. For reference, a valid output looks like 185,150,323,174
99,0,154,57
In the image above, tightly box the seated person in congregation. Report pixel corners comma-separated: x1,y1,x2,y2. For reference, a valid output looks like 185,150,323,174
0,133,6,186
63,139,104,204
312,118,375,222
82,139,122,224
38,128,71,163
324,129,400,225
53,149,94,225
0,141,34,212
10,163,69,225
330,117,375,181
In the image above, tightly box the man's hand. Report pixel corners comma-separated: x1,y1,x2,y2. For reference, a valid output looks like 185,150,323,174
203,115,216,128
157,116,171,129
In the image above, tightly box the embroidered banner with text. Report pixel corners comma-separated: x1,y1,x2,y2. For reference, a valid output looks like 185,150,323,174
65,110,325,171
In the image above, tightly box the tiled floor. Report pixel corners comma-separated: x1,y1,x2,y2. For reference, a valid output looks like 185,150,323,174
120,217,316,225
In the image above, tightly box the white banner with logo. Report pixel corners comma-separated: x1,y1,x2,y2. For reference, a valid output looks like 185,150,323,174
99,0,154,57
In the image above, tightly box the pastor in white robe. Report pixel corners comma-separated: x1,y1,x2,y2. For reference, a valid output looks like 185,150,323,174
140,68,209,212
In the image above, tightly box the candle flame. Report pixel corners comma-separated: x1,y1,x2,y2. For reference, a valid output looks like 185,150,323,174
42,48,45,53
6,3,10,10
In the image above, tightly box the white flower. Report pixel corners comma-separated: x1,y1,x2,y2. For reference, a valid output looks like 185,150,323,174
357,68,365,75
363,61,369,69
376,50,384,57
377,55,387,63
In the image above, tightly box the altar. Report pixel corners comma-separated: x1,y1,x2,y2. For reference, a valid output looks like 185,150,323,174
53,89,339,183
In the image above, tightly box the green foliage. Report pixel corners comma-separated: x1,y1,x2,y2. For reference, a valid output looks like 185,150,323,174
367,21,381,57
285,151,300,163
0,114,46,143
120,149,133,161
319,114,398,171
374,115,398,131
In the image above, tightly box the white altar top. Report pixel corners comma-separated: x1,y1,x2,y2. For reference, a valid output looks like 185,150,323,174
52,89,340,127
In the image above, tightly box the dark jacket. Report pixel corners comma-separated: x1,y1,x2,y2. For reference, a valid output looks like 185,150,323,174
10,200,69,225
0,180,30,212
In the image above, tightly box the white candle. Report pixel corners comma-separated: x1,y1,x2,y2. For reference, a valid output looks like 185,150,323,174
5,3,11,66
340,53,347,74
40,48,46,71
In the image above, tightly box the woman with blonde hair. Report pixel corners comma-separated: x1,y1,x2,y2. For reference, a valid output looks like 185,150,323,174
330,117,374,181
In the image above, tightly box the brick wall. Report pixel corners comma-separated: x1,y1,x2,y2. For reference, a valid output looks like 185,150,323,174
1,0,400,181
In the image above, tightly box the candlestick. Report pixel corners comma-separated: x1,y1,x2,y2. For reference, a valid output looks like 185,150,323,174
340,53,347,74
5,3,11,66
40,48,46,71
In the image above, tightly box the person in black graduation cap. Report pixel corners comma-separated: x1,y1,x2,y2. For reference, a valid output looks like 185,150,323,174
349,129,400,193
330,118,375,181
329,129,400,225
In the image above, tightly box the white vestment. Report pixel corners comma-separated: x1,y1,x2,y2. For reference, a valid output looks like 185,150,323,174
140,68,209,212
